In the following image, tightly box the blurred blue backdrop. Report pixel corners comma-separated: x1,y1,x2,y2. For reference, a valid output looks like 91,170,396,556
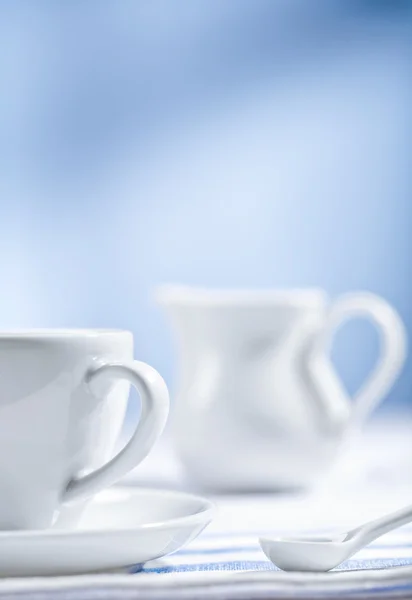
0,0,410,419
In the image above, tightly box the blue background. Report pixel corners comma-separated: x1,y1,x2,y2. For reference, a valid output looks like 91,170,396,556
0,0,410,419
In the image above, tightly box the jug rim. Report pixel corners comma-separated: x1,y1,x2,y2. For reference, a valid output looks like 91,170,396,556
155,285,328,307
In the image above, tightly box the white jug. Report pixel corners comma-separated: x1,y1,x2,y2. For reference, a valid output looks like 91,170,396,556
157,286,406,492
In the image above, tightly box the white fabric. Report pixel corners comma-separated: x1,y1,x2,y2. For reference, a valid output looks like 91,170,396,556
0,416,411,599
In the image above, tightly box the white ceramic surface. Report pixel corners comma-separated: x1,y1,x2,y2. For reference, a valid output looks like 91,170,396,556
260,502,412,572
157,286,406,491
0,487,214,577
0,330,169,530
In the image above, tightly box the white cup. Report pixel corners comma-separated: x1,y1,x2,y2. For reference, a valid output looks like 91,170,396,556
0,329,169,530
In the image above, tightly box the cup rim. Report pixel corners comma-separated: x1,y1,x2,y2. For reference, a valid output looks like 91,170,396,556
156,285,328,307
0,329,132,339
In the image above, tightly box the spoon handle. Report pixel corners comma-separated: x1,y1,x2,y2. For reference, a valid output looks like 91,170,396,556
355,503,412,546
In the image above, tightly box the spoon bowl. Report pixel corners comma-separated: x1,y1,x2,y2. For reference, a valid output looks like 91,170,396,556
259,535,354,572
259,502,412,572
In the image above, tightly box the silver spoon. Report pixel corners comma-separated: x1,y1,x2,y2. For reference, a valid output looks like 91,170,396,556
259,503,412,572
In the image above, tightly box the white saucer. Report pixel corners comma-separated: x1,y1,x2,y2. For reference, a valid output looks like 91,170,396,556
0,487,215,577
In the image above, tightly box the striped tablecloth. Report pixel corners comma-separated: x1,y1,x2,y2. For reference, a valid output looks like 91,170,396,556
0,417,411,599
1,490,412,600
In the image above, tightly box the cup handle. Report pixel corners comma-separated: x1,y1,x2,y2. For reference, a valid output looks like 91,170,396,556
308,292,407,427
63,360,169,503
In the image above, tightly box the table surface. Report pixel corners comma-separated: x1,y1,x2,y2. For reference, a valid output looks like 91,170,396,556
121,412,412,550
123,412,412,497
0,415,411,600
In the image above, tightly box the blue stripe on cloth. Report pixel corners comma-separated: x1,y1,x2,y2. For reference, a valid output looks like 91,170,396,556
134,557,412,574
342,584,412,597
140,561,277,573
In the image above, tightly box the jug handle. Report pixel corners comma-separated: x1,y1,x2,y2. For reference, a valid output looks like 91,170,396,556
307,292,407,428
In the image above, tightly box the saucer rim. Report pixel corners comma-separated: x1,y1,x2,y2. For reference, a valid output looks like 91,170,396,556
0,486,215,539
